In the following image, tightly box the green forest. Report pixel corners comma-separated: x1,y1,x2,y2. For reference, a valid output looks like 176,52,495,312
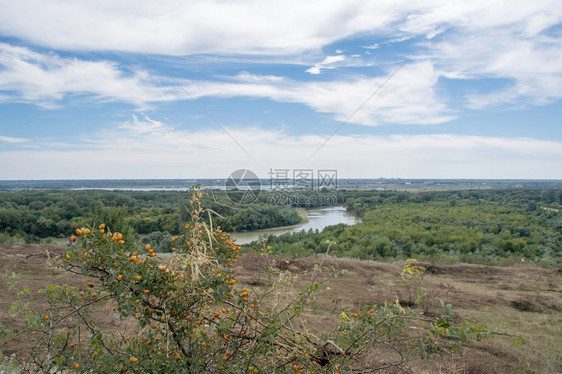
249,189,562,267
0,188,561,267
0,190,304,241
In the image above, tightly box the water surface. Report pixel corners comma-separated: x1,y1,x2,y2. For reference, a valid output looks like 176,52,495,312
231,206,359,244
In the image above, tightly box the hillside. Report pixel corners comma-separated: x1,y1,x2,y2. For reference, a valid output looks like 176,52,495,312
1,243,560,373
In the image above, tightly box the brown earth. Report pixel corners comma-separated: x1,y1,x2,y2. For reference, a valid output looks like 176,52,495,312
1,244,561,373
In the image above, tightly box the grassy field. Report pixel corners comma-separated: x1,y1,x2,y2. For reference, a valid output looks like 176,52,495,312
1,243,560,373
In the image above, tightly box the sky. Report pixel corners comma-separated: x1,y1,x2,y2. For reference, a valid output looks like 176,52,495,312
0,0,561,180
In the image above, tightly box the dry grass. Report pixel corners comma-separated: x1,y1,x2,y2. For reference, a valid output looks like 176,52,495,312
1,244,561,373
235,254,562,373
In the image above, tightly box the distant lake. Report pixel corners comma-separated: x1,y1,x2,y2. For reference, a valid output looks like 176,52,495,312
231,206,360,244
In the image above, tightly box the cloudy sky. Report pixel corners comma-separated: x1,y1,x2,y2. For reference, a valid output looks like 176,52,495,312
0,0,561,180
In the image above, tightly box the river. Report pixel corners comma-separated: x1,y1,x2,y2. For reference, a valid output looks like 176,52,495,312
231,206,360,244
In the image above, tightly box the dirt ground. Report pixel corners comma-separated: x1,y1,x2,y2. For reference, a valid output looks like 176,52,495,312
1,244,561,373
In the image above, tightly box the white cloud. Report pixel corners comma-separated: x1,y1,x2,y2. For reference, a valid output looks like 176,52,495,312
189,61,454,126
385,36,412,43
0,135,27,143
411,0,562,107
425,25,446,39
231,72,286,83
4,0,554,59
0,0,408,55
362,43,380,49
469,38,560,107
1,115,561,179
0,43,452,126
0,0,561,116
306,55,347,74
0,43,181,107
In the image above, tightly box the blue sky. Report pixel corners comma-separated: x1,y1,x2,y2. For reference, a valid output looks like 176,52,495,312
0,0,561,179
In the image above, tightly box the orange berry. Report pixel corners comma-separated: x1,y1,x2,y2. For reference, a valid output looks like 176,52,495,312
73,364,79,369
71,235,77,243
130,256,138,263
134,275,141,281
118,240,125,245
144,289,150,294
145,244,151,251
117,275,123,281
129,356,138,363
44,315,50,320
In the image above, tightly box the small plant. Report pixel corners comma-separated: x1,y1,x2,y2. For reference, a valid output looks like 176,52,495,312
397,259,428,308
401,259,421,285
